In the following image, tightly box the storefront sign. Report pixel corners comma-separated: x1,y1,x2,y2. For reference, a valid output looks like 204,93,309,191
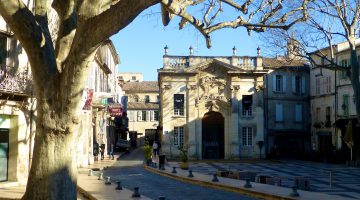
109,106,123,116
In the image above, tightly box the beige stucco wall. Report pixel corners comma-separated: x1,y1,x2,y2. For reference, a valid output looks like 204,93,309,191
0,99,35,185
159,62,265,160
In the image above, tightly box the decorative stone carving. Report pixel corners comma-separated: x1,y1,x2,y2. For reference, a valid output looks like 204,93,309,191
187,85,197,90
230,85,240,91
162,84,171,90
199,76,226,101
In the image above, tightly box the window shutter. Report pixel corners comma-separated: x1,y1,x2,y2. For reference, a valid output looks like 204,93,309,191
301,77,306,94
272,75,276,92
292,76,296,93
137,111,142,121
275,104,283,121
150,111,154,121
146,111,150,121
282,75,287,92
295,104,303,122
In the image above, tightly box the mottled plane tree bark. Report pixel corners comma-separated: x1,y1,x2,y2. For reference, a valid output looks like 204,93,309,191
0,0,310,199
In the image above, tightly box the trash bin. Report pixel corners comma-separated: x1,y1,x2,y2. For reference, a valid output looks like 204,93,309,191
159,155,166,169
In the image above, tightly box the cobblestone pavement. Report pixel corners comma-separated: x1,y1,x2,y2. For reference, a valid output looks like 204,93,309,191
101,149,258,200
168,160,360,199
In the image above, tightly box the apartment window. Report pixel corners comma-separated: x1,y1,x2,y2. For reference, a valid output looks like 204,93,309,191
145,95,150,103
327,77,331,93
128,111,135,121
138,111,147,121
275,103,284,122
295,76,301,93
157,95,160,103
316,78,320,95
118,76,123,80
295,104,303,122
174,94,184,116
342,94,349,116
0,34,6,65
315,107,321,123
340,59,348,79
242,127,253,146
325,106,331,126
154,111,159,121
242,95,253,116
132,76,136,80
275,75,283,92
173,127,184,147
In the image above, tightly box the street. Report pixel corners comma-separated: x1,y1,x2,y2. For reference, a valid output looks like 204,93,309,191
102,148,257,200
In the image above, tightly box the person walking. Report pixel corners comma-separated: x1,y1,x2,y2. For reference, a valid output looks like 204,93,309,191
152,141,158,157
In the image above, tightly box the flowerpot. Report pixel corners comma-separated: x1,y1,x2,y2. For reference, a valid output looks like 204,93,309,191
180,162,189,170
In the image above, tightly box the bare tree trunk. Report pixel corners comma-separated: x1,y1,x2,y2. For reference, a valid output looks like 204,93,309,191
22,85,79,200
350,50,360,122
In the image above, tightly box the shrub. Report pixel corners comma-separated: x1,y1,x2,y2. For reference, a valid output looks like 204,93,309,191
142,145,152,161
178,145,188,162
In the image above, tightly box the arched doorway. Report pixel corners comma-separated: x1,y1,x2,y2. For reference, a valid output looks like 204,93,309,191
202,111,224,159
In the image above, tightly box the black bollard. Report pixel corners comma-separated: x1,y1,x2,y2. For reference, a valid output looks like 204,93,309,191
132,187,141,198
212,174,219,182
188,170,194,177
172,167,177,174
161,165,165,170
289,186,299,197
115,181,123,190
159,196,166,200
243,178,252,188
105,176,111,185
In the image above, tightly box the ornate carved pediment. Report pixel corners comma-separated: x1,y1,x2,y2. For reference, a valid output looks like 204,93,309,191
198,75,227,101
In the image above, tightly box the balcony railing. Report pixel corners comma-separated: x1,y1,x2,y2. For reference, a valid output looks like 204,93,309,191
0,65,33,95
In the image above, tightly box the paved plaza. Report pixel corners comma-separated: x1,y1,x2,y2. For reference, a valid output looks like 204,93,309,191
167,160,360,199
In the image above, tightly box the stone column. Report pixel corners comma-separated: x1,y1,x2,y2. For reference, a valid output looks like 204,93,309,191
230,85,240,159
187,84,197,159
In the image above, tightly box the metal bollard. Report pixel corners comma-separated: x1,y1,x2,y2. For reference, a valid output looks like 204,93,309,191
88,169,93,176
132,187,141,198
212,174,219,182
98,173,103,180
188,170,194,178
115,181,122,190
161,165,165,170
289,186,299,197
329,170,332,189
243,178,252,188
159,196,166,200
105,176,111,185
172,167,177,174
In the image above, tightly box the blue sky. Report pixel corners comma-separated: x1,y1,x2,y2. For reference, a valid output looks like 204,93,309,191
111,4,261,81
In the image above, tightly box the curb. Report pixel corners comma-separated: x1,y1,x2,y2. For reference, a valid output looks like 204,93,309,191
77,185,96,200
144,165,295,200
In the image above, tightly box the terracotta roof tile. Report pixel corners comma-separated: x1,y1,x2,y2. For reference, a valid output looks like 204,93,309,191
127,102,159,110
122,81,159,92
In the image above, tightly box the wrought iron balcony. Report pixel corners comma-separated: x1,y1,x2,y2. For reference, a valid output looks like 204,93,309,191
0,65,33,96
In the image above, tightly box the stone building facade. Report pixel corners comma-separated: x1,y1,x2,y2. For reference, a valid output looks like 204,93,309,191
263,59,311,158
121,80,159,144
158,49,267,159
309,39,360,161
0,9,36,185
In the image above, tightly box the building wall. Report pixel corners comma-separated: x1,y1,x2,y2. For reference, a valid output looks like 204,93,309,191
118,73,143,82
264,66,311,157
159,57,265,160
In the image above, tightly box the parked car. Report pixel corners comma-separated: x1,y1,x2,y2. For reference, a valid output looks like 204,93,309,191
116,139,130,152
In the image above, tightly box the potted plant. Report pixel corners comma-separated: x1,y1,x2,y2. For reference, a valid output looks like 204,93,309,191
178,145,189,169
142,144,152,166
